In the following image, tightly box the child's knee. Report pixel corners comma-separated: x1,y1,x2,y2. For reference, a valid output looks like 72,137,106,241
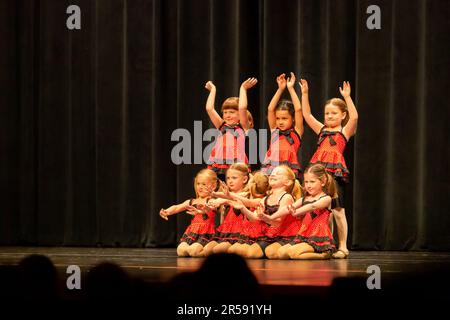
177,243,190,257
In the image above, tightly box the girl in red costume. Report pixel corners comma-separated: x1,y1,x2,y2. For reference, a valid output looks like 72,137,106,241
205,79,257,180
159,169,218,257
299,79,358,259
260,73,303,178
261,164,336,259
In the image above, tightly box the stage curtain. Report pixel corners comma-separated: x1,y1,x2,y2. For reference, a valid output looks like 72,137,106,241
1,0,449,250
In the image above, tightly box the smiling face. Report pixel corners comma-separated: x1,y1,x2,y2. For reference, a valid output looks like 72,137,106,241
222,108,240,125
226,168,248,192
269,167,289,189
195,174,215,198
324,103,346,129
275,110,294,131
303,172,325,197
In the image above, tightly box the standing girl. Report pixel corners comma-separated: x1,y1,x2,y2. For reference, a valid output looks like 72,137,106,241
204,79,257,180
260,73,303,178
159,169,218,257
299,79,358,258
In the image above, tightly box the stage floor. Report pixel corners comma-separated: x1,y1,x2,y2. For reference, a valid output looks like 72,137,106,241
1,247,449,287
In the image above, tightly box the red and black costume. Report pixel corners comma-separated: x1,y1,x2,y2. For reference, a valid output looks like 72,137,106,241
310,127,349,181
261,128,301,178
291,195,336,253
213,205,246,244
179,199,216,246
257,193,302,250
208,122,248,177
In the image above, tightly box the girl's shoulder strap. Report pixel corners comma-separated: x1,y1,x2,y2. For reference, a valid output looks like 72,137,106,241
218,121,226,131
277,192,292,204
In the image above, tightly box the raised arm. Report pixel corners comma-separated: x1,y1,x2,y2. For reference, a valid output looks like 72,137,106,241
267,74,287,130
299,79,323,135
159,199,191,220
292,196,331,217
239,77,258,131
287,72,303,136
205,81,223,129
339,81,358,140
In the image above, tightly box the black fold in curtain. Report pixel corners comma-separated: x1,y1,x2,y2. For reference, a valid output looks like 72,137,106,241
1,0,449,250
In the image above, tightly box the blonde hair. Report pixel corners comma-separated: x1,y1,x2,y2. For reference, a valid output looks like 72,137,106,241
325,98,349,126
248,171,269,199
303,164,337,198
221,97,239,112
226,162,251,196
268,165,302,200
194,169,218,197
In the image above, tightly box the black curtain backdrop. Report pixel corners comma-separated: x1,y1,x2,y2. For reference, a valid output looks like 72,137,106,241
1,0,449,250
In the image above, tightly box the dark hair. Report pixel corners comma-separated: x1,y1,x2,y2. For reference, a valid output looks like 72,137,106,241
275,99,295,119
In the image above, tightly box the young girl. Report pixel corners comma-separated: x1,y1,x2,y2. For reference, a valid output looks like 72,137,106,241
234,165,302,259
202,163,251,256
205,79,257,180
261,164,336,259
159,169,218,257
260,73,303,178
213,171,270,256
299,79,358,259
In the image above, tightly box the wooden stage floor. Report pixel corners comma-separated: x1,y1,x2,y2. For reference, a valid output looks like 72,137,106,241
1,247,450,315
1,247,449,287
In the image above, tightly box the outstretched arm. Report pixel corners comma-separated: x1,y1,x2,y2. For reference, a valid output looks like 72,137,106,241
239,77,258,131
299,79,323,135
261,197,303,221
292,196,331,217
231,199,261,221
340,81,358,140
267,74,287,130
205,81,223,129
159,199,191,220
287,72,303,136
258,194,294,226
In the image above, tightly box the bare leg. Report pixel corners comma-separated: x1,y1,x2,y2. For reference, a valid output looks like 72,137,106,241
177,242,190,257
228,242,244,255
188,243,205,257
277,244,292,260
237,243,251,257
213,241,232,254
265,243,282,259
246,243,264,259
295,252,331,260
203,241,218,256
332,208,349,258
287,243,314,259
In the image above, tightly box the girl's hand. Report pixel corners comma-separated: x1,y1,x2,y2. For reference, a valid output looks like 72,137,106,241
230,199,245,210
159,209,169,221
241,78,258,90
205,81,216,92
219,180,230,196
276,74,287,90
299,79,309,95
208,198,226,208
339,81,351,98
186,205,205,216
287,72,296,89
